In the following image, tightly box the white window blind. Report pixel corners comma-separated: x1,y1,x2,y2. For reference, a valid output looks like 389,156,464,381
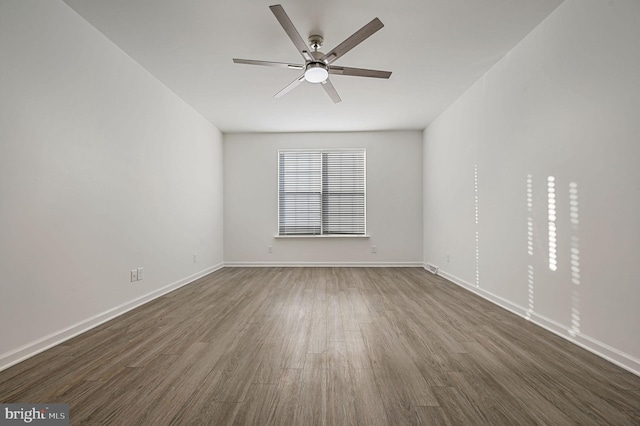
278,149,366,236
278,151,322,235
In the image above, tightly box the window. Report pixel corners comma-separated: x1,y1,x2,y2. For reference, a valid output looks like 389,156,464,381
278,149,366,236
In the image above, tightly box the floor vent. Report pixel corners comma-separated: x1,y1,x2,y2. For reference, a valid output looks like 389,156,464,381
426,264,439,274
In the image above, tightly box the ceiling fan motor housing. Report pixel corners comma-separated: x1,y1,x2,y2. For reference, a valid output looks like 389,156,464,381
308,35,324,50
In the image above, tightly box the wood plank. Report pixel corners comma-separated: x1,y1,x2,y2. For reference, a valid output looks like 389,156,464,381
293,354,327,426
327,344,358,426
231,383,278,426
350,367,390,426
265,368,303,425
414,405,455,425
327,294,346,342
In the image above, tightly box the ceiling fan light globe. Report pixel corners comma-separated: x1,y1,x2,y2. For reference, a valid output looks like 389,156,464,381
304,64,328,83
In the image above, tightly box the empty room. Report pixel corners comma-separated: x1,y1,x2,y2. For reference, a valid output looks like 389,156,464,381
1,0,639,424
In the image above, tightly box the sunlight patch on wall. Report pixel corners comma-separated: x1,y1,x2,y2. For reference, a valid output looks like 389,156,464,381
547,176,557,271
527,264,535,319
569,182,581,336
526,174,535,319
527,175,534,256
475,165,479,226
475,164,480,288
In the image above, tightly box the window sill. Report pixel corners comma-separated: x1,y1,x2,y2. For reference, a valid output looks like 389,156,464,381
274,234,370,239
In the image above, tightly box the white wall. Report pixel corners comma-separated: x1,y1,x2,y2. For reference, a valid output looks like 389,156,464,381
0,1,224,369
224,131,423,265
423,0,640,374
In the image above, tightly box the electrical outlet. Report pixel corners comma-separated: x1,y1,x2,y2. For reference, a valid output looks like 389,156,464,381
193,253,198,263
268,246,273,253
137,267,144,280
446,253,451,263
130,269,138,282
371,246,377,253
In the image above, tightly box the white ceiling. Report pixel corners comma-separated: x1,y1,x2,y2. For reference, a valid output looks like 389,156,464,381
62,0,563,133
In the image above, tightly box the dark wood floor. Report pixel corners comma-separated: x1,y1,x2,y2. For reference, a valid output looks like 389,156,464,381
1,267,638,425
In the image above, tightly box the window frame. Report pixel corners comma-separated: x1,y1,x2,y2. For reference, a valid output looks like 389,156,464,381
277,148,367,238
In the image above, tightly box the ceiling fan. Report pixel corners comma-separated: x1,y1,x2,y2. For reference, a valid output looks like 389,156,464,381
233,4,392,103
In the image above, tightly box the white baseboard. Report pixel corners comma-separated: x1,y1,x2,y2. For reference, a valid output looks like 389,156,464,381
433,267,640,377
0,263,224,373
225,261,424,267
